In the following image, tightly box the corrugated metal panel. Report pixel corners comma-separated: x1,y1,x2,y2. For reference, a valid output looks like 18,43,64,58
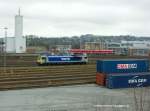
96,73,106,86
106,73,150,89
97,59,149,73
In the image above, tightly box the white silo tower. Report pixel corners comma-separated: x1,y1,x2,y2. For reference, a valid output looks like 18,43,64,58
15,9,26,53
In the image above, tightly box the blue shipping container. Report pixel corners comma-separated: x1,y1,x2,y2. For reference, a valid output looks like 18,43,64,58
106,72,150,89
97,59,149,73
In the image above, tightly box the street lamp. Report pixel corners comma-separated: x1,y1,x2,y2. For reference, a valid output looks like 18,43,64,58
3,27,8,72
4,27,8,51
80,37,82,49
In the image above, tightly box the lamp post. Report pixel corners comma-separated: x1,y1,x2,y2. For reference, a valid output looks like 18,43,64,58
80,37,82,49
3,27,8,72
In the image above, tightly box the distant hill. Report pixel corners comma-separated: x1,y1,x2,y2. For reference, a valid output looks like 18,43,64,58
25,34,150,49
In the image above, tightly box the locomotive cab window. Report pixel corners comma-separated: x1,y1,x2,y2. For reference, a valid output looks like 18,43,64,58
41,57,46,60
84,57,87,59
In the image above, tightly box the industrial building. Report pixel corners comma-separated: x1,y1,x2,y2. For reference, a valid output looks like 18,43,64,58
106,42,127,55
109,41,150,56
49,45,72,55
84,42,107,50
121,41,150,56
83,41,150,56
55,45,72,51
4,9,26,53
26,46,47,53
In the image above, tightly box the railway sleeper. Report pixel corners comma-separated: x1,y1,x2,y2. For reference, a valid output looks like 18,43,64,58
0,74,95,81
0,76,95,85
0,70,96,76
0,79,95,91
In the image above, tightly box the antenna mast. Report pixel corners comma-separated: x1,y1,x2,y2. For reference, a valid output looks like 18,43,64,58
18,8,20,16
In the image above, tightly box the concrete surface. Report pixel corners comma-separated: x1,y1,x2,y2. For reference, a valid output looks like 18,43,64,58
0,84,149,111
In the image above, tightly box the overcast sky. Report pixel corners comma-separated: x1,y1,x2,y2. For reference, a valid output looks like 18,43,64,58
0,0,150,37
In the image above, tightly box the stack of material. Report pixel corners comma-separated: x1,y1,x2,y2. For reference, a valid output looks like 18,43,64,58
96,59,150,88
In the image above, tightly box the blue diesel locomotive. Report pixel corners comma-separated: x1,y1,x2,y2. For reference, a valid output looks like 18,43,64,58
37,54,88,65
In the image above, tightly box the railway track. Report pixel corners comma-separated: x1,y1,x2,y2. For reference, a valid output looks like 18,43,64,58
0,54,149,90
0,64,96,90
0,54,149,67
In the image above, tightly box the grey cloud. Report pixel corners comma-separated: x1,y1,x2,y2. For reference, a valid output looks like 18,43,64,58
0,0,150,37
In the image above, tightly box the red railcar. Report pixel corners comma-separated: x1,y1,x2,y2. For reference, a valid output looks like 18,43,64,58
69,49,113,54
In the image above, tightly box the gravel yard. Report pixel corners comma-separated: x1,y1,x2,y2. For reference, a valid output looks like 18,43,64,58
0,84,149,111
